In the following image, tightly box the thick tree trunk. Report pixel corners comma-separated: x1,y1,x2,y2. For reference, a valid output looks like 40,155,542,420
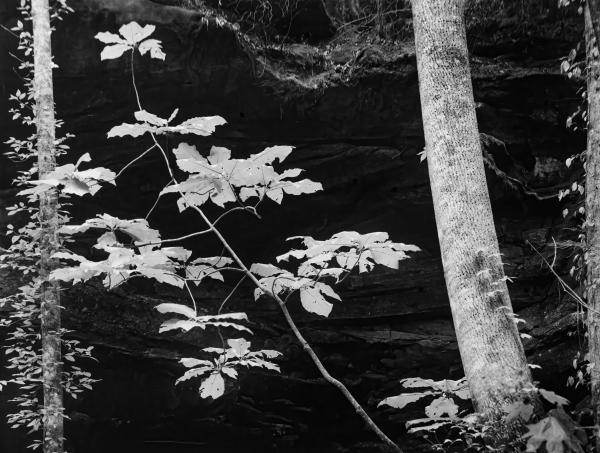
31,0,63,452
585,3,600,450
589,0,600,51
411,0,533,416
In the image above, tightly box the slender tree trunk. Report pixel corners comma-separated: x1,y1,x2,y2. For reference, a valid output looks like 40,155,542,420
411,0,533,416
31,0,63,451
585,3,600,450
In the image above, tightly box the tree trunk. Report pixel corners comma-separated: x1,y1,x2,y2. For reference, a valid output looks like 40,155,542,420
589,0,600,52
585,3,600,450
411,0,533,416
31,0,63,451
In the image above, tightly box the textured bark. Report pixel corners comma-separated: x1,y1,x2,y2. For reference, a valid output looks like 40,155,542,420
585,3,600,450
31,0,63,452
589,0,600,53
411,0,533,415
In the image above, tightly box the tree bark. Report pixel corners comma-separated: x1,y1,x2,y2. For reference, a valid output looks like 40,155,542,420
31,0,63,452
589,0,600,53
585,3,600,450
411,0,533,416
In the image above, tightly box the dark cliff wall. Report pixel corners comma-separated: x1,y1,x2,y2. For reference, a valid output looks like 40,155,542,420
0,1,586,452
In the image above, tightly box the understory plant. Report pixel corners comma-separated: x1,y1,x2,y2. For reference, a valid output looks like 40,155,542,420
379,376,586,452
35,20,421,451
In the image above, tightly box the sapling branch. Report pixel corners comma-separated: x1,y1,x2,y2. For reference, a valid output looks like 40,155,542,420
115,143,157,179
90,34,405,453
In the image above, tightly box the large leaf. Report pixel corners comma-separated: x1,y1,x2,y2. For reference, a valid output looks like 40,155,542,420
299,282,340,317
378,392,433,409
163,142,320,210
277,231,419,274
199,373,226,399
425,397,458,419
524,413,584,453
155,303,196,319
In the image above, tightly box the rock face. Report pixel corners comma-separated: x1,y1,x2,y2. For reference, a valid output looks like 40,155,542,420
0,1,586,452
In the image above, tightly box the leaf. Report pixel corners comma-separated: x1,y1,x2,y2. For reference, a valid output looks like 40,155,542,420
524,413,584,453
199,372,225,399
250,146,293,165
134,109,167,126
94,31,125,44
107,122,153,138
100,43,131,60
425,396,458,419
173,142,202,160
299,283,340,317
227,338,251,358
170,116,227,136
400,377,438,389
221,367,238,379
176,366,213,384
539,389,570,406
138,38,166,60
180,358,212,368
155,303,196,319
159,319,201,333
249,263,284,277
378,392,433,409
408,420,452,433
119,22,155,44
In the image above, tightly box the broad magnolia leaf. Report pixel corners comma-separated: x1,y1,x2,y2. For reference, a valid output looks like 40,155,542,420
186,256,234,285
163,142,321,210
52,244,185,289
155,303,196,319
135,109,168,126
277,231,419,275
138,38,165,60
407,420,453,434
378,392,433,409
299,283,340,317
158,312,250,334
96,22,165,61
95,31,125,44
100,44,130,60
119,22,155,44
425,396,458,419
539,388,570,407
249,263,284,277
199,372,225,399
176,366,214,384
400,377,438,389
524,413,584,453
180,358,212,368
108,115,226,139
18,154,115,198
60,214,161,251
227,338,251,358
